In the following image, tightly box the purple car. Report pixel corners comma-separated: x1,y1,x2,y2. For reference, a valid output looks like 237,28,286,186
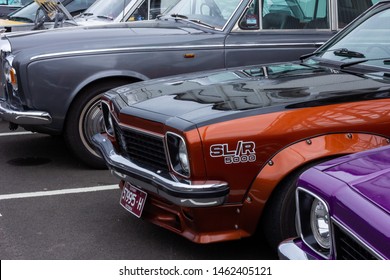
278,145,390,260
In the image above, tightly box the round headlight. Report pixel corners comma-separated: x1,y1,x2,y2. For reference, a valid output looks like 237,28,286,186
310,198,330,249
178,140,189,173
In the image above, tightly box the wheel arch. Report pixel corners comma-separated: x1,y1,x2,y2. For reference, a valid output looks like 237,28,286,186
63,73,145,130
62,74,143,168
238,132,390,236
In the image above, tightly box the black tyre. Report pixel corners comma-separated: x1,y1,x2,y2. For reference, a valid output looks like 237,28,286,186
262,160,331,250
64,80,129,169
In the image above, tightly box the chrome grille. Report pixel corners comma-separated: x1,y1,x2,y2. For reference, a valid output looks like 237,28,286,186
114,122,168,171
333,223,378,260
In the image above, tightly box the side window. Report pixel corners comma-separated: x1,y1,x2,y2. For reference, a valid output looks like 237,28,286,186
261,0,329,30
150,0,177,19
128,0,148,21
239,0,260,30
65,0,96,16
338,0,375,28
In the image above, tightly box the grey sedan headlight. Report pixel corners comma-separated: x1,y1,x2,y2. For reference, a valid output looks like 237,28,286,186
166,132,190,177
297,188,331,258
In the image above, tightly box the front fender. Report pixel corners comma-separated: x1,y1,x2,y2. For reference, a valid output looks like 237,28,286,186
238,133,389,236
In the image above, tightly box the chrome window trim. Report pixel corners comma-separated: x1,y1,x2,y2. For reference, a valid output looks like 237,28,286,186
331,0,338,29
296,187,333,259
217,0,245,31
331,217,385,260
232,0,335,32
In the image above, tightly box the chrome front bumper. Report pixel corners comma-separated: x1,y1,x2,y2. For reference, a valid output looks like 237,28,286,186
278,238,318,260
0,100,52,125
92,133,229,208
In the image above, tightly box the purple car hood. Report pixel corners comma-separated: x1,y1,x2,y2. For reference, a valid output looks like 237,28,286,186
317,146,390,215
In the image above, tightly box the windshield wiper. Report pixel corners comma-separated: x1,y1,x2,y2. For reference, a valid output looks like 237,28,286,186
340,58,390,69
188,19,215,29
171,13,188,19
299,50,325,61
97,15,114,20
170,14,215,29
334,48,365,58
7,16,33,23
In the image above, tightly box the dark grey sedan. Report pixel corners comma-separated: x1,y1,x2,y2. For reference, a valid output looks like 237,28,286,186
0,0,377,168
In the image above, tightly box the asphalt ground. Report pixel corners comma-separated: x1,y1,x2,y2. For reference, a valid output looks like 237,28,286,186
0,119,277,260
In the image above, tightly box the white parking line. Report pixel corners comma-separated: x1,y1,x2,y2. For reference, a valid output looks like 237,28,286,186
0,131,34,137
0,185,118,201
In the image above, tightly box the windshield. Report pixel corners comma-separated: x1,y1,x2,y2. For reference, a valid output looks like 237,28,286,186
318,7,390,71
7,1,43,22
78,0,133,21
162,0,242,30
8,0,94,22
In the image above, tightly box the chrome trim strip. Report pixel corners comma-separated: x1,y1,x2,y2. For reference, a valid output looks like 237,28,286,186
218,0,245,31
331,218,384,260
0,37,11,53
30,44,224,61
115,117,164,138
0,101,52,125
92,133,229,208
225,42,324,48
30,41,324,61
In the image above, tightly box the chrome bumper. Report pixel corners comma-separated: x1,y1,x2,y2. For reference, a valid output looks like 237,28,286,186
0,100,52,125
278,238,318,260
92,133,229,208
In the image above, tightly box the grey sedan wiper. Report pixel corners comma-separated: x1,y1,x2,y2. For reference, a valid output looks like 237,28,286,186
170,14,215,29
7,16,34,23
97,15,114,20
171,13,188,19
299,50,325,61
188,19,215,29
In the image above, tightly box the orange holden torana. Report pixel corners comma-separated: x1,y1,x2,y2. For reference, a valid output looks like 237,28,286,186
93,2,390,247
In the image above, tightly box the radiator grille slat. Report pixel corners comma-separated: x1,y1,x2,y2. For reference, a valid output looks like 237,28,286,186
333,223,378,260
114,122,168,171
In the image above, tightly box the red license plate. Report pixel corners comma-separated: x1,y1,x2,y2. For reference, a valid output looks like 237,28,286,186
120,182,147,218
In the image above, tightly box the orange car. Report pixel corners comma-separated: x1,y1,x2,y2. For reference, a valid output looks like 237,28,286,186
93,1,390,249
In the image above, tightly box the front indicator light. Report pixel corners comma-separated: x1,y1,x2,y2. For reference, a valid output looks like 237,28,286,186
4,63,18,91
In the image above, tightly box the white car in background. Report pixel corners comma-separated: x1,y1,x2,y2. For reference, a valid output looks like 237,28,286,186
0,0,32,18
0,0,175,32
73,0,177,26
